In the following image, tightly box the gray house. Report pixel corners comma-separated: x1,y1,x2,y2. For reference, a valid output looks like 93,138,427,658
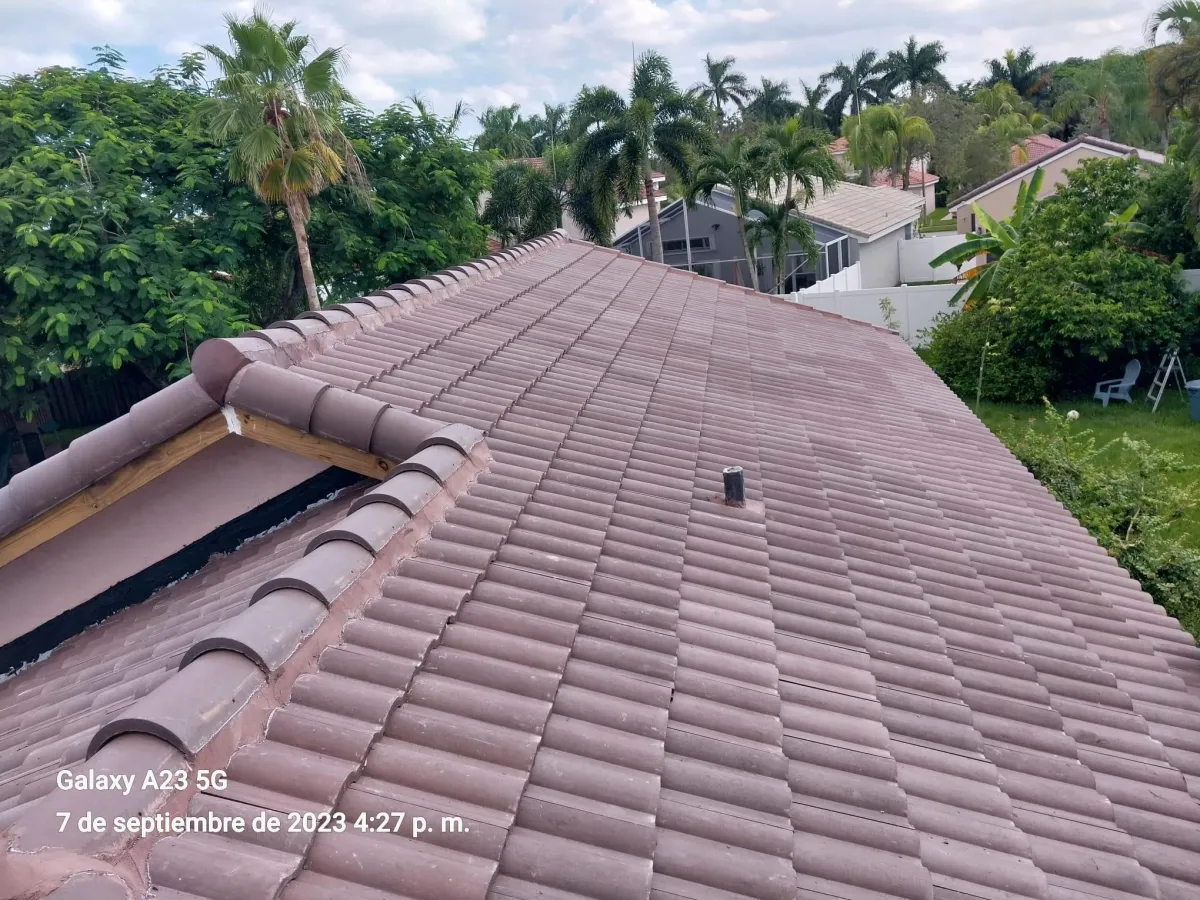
615,181,925,291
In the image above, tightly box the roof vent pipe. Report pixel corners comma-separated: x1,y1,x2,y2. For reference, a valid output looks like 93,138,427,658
723,466,745,507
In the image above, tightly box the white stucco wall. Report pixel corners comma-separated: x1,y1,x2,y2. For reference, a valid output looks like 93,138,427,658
856,230,905,289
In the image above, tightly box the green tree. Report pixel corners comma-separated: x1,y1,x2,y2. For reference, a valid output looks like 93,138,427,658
885,36,950,99
745,197,819,294
926,158,1191,401
0,60,257,416
200,10,369,312
1131,162,1200,265
308,103,490,301
908,92,1010,199
842,108,891,185
690,54,751,120
529,102,568,156
572,51,711,261
1054,52,1124,141
984,47,1048,99
797,79,830,130
1147,1,1200,44
475,104,535,159
930,167,1046,305
688,135,769,291
823,50,893,128
871,105,934,188
481,162,560,247
758,118,841,205
745,77,799,125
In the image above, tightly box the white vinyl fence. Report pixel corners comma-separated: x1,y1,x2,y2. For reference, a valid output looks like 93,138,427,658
797,262,862,294
785,282,960,345
899,233,963,283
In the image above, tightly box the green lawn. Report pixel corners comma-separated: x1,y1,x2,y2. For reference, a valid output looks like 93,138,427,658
919,207,956,233
974,389,1200,543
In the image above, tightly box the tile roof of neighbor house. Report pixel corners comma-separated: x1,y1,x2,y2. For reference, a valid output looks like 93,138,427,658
3,231,1200,900
1011,134,1067,168
870,168,940,188
951,135,1168,212
795,181,926,241
828,137,849,154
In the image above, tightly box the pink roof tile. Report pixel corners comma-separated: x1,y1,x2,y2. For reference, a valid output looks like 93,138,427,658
1011,134,1066,168
3,230,1200,899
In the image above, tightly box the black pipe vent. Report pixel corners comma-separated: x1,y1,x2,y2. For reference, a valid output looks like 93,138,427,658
723,466,745,506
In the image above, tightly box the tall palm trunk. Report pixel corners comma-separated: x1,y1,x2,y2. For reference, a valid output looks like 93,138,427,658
784,173,793,204
286,193,321,312
644,175,663,263
733,198,760,292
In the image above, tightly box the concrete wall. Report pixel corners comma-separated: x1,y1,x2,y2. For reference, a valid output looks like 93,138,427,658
785,282,961,345
899,233,962,283
953,145,1125,230
857,230,905,289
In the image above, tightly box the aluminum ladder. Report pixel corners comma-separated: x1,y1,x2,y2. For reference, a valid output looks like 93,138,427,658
1146,347,1188,412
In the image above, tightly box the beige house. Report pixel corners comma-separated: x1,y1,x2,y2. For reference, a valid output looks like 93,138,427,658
949,135,1165,233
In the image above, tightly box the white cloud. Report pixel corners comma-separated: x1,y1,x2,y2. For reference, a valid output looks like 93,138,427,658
0,0,1168,133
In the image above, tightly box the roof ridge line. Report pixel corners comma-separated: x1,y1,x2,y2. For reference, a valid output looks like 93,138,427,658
190,228,571,405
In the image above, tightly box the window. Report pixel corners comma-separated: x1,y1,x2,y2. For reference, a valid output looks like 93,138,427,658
661,236,711,254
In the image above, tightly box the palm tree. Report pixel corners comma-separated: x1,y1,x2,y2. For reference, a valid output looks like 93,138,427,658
759,118,841,205
200,10,369,312
569,85,624,139
870,106,934,188
842,109,892,185
1147,1,1200,44
481,162,560,247
1054,53,1123,141
974,83,1051,158
691,54,752,119
529,103,568,156
745,77,799,125
984,47,1047,99
885,37,950,99
745,197,820,294
928,168,1045,306
688,135,770,291
572,51,711,262
824,50,894,128
476,105,535,158
798,79,830,129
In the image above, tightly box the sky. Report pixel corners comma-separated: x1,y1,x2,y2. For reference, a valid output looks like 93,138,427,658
0,0,1167,133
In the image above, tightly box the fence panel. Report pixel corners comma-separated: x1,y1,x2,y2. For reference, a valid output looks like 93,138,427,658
786,283,961,345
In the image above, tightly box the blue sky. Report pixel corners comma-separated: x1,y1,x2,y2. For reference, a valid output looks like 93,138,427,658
2,0,1166,134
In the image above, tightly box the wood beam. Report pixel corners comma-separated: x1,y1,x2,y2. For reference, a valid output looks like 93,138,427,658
0,412,231,568
230,410,396,481
0,407,395,569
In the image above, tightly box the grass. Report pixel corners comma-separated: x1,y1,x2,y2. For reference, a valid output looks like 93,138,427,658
919,207,956,233
973,389,1200,543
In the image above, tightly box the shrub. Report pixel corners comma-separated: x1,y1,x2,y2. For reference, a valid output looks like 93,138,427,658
924,158,1197,402
1005,403,1200,636
1131,162,1200,267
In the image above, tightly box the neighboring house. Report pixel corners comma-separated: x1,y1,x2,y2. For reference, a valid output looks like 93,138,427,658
612,188,854,292
950,134,1166,232
870,164,939,216
828,137,938,215
614,181,924,291
3,230,1200,899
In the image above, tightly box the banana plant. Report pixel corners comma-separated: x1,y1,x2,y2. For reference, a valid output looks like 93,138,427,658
930,167,1045,306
